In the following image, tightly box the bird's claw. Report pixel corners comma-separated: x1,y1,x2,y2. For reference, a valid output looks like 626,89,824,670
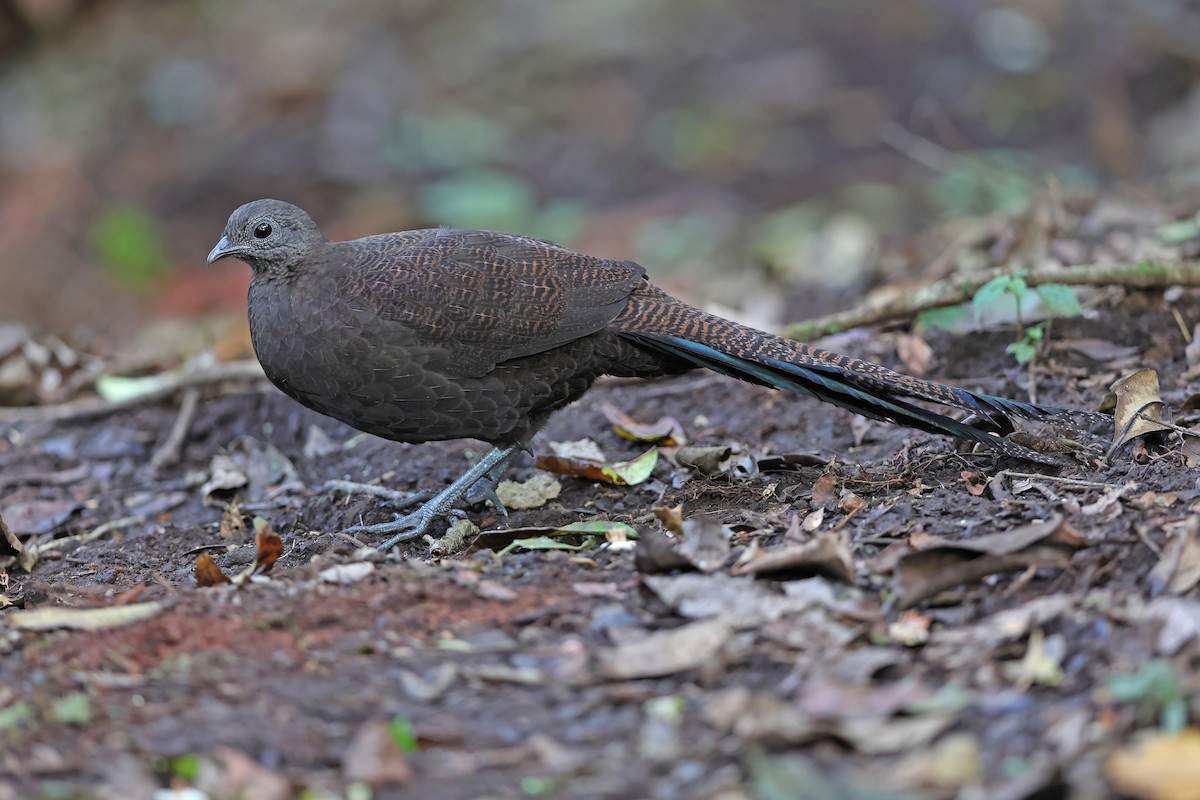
464,477,509,518
345,507,444,547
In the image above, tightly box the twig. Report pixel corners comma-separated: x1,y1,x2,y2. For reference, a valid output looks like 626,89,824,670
31,515,144,556
1172,306,1191,343
0,360,267,424
998,471,1126,490
785,261,1200,340
151,387,200,471
1135,524,1162,557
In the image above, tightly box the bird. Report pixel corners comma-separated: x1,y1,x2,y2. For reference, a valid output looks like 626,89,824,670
208,199,1096,548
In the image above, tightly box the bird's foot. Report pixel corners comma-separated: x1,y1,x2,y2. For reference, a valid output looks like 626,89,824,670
325,474,507,518
464,476,509,518
332,442,524,550
324,479,435,510
344,505,465,547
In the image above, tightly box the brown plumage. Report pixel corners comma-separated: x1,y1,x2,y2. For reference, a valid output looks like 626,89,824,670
208,199,1094,546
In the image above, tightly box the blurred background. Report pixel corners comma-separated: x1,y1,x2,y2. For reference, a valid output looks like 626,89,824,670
2,0,1200,353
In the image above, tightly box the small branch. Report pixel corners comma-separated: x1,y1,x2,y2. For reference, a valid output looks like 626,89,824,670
151,387,200,471
31,515,145,556
0,360,267,424
785,261,1200,340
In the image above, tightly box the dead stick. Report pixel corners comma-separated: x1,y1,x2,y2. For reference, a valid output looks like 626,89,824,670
0,360,267,424
785,261,1200,340
151,387,200,471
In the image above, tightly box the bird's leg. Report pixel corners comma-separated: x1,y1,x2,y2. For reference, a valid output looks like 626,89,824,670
462,446,526,517
341,443,524,549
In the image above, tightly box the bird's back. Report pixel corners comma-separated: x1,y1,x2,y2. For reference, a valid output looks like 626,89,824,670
246,228,663,445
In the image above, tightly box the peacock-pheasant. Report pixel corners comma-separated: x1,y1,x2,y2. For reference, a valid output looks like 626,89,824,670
208,199,1096,547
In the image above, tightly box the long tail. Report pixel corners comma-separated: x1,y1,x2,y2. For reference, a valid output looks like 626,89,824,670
614,286,1098,462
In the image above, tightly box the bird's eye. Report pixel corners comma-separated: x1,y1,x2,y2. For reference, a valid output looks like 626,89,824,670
253,222,273,239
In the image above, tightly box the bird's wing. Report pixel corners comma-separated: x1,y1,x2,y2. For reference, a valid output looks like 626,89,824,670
335,229,645,377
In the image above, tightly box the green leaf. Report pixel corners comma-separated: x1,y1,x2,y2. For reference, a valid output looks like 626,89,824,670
601,448,658,486
1006,338,1038,364
553,520,638,538
1008,273,1029,300
50,692,92,724
1155,214,1200,244
495,536,596,558
419,170,536,231
1034,283,1084,318
389,715,420,752
88,205,171,291
972,275,1015,320
520,776,557,796
382,111,508,171
0,701,31,731
915,304,969,333
169,753,202,782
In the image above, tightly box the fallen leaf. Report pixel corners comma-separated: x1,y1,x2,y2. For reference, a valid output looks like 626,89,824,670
1082,483,1132,517
896,332,934,375
675,516,731,573
251,517,282,575
1109,370,1172,456
303,424,341,458
642,573,845,627
3,498,84,535
197,746,291,800
0,512,34,572
496,536,594,557
891,732,982,789
1058,338,1141,365
474,579,517,602
548,438,607,462
673,444,734,475
596,618,732,679
219,498,246,540
399,664,459,702
536,447,658,486
600,402,686,445
887,610,931,646
319,562,376,585
794,675,931,720
732,530,854,583
836,491,867,517
494,472,562,510
471,520,638,556
923,595,1076,667
1107,728,1200,800
838,712,955,755
652,505,685,537
1149,518,1200,595
1184,437,1200,470
6,601,164,631
195,552,232,587
202,436,302,504
634,527,694,574
961,471,988,497
811,472,838,508
1002,627,1066,689
892,516,1084,607
754,452,827,471
1144,598,1200,656
342,720,414,787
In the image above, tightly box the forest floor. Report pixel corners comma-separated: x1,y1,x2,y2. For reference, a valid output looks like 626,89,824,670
3,281,1200,799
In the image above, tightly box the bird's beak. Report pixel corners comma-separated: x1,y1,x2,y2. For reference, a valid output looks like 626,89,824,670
206,236,242,264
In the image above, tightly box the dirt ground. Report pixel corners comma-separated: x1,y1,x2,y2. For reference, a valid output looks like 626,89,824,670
2,288,1200,800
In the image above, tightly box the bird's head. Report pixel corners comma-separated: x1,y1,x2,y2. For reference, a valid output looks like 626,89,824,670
207,199,327,275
